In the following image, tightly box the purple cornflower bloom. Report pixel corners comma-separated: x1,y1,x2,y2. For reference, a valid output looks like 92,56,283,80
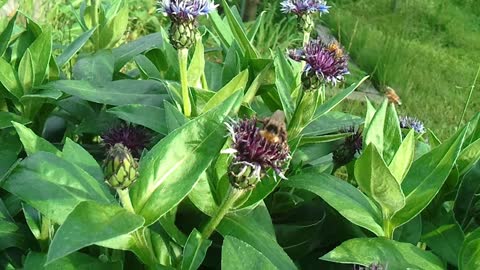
399,116,425,134
102,123,151,158
157,0,217,22
224,117,290,189
280,0,330,15
290,40,349,87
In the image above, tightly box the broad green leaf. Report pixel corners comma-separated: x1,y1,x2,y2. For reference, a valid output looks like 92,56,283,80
99,7,128,49
0,112,30,129
62,138,103,181
392,126,468,227
247,11,265,41
28,29,52,86
243,62,272,105
321,238,444,270
21,88,62,102
274,50,295,122
23,203,41,239
164,101,188,133
41,80,169,106
181,229,211,270
355,144,405,218
73,50,114,85
454,164,480,231
383,103,402,164
388,130,415,183
0,219,28,250
18,49,34,92
2,152,114,224
0,58,23,99
221,0,258,59
0,12,17,56
314,76,369,119
303,111,363,137
221,44,242,86
56,27,96,67
135,54,162,79
394,215,422,245
457,138,480,175
130,92,242,225
421,211,464,267
459,228,480,270
222,236,277,270
202,70,248,113
209,11,234,47
363,99,388,155
112,32,164,71
108,104,167,135
428,128,442,148
364,98,376,128
283,172,384,236
24,252,121,270
12,122,60,156
187,42,205,88
47,201,144,264
218,214,297,270
289,90,319,139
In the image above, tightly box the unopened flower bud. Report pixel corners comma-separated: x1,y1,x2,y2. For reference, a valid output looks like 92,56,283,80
103,143,139,189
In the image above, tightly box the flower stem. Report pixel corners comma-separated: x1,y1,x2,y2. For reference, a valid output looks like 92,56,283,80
117,188,134,213
178,48,191,117
459,65,480,127
383,218,394,240
201,187,245,240
303,31,310,46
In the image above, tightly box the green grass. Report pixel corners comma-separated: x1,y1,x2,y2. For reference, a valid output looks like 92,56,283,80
324,0,480,139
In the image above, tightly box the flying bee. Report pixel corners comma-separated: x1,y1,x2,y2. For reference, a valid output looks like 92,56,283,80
260,110,287,144
327,41,344,59
385,86,402,106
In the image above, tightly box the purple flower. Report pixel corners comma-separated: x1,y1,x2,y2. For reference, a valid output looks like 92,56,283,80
281,0,330,15
333,127,363,168
353,263,388,270
224,117,291,189
157,0,217,22
290,40,349,87
399,116,425,134
102,123,151,158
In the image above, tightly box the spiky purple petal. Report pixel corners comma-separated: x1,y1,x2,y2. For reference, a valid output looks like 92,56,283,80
281,0,330,15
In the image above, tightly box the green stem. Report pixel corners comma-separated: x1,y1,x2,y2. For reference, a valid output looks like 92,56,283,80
90,0,100,49
200,72,208,90
117,188,134,213
201,187,245,240
302,31,310,46
39,216,51,252
383,219,394,240
178,48,191,117
459,65,480,127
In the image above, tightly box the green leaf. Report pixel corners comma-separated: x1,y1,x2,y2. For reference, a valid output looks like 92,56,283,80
28,29,52,86
392,126,468,227
209,11,234,47
0,219,28,250
0,112,30,129
0,12,17,56
164,101,188,133
181,229,211,270
218,214,297,270
457,138,480,175
283,172,384,236
314,76,369,119
274,50,295,121
222,236,277,270
220,0,258,59
130,92,242,225
0,57,23,99
41,80,169,106
354,144,405,218
12,122,60,156
363,99,388,155
459,228,480,270
99,7,129,49
304,111,363,137
135,54,162,79
187,42,205,88
2,152,114,224
73,50,114,86
18,49,34,92
47,201,144,264
62,138,103,181
388,130,415,183
56,27,96,67
383,103,402,164
321,238,444,270
108,104,167,135
454,164,480,231
112,32,164,71
24,252,121,270
202,70,248,113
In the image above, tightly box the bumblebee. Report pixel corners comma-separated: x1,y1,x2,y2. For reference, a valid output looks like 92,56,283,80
260,110,287,144
327,41,344,59
385,86,402,106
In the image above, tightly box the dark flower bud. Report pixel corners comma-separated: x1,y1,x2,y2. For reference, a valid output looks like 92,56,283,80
101,123,150,158
333,127,363,169
103,143,139,189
